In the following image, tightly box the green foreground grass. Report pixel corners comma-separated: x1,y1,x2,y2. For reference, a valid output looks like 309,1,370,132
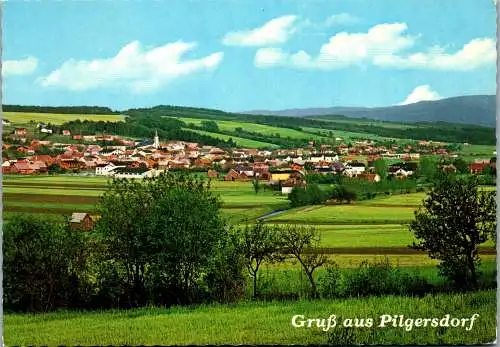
5,290,495,345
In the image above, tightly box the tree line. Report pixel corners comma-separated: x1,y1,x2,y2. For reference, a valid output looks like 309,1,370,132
3,105,119,114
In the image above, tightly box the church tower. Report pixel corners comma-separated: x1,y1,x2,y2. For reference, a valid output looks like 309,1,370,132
153,130,160,149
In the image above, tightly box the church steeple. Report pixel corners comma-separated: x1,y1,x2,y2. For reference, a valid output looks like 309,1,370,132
153,129,160,149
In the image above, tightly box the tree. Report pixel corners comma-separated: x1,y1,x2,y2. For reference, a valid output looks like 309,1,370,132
409,175,496,289
252,177,261,194
417,156,438,182
279,225,329,298
201,120,219,132
452,158,469,174
374,158,388,180
95,172,228,306
238,222,281,299
3,214,88,312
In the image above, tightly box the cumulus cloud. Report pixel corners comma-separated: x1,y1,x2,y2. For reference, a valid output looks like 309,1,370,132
38,41,224,93
2,56,38,76
374,38,496,70
222,15,298,46
399,85,442,105
254,22,496,71
325,13,360,26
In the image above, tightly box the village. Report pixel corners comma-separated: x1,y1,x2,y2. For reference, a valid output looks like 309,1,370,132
2,124,495,189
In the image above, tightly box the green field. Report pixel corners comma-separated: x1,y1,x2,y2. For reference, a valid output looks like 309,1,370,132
3,176,496,264
3,112,124,124
309,117,418,130
459,144,496,160
266,205,416,224
177,117,328,141
183,128,279,148
4,290,495,345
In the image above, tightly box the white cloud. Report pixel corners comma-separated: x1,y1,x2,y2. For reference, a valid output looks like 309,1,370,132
399,85,442,105
222,15,298,46
38,41,224,93
325,13,360,26
253,22,496,71
254,48,288,67
374,38,496,70
2,56,38,76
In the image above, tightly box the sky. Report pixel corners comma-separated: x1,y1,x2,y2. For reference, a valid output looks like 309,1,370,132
2,0,497,112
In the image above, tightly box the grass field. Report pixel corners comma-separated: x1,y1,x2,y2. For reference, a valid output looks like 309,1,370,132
3,112,124,124
459,144,496,161
4,290,495,345
266,205,416,224
183,128,279,148
177,117,328,141
3,176,496,262
309,117,418,130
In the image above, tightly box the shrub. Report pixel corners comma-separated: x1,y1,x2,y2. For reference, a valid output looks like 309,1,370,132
341,258,432,298
318,264,342,298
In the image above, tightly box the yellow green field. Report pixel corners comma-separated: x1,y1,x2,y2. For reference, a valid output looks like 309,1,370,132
3,112,124,124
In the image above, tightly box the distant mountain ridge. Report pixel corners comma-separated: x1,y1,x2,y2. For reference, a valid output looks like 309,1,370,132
245,95,496,127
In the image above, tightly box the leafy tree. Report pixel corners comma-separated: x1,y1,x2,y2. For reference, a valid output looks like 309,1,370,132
374,158,388,180
252,177,261,194
238,222,282,299
201,227,246,303
201,120,219,132
95,173,227,306
288,184,328,207
452,158,469,174
409,175,496,289
279,225,329,298
417,156,438,181
3,214,88,312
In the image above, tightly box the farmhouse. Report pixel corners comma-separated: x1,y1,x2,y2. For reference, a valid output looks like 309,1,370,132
95,162,125,176
14,128,28,136
70,213,94,231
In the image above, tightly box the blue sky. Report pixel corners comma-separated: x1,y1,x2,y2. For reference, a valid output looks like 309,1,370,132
3,0,497,112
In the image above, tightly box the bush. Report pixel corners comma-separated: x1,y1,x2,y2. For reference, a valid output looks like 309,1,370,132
288,184,328,207
341,258,432,298
3,214,90,312
318,264,342,298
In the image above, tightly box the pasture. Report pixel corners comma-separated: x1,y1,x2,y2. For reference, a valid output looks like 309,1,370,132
4,290,495,346
3,176,496,266
177,116,328,141
266,205,416,224
3,112,124,124
183,128,279,148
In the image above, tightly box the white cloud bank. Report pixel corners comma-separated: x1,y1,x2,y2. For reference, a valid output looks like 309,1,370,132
38,41,224,93
399,85,442,105
222,15,298,46
254,22,496,71
2,56,38,77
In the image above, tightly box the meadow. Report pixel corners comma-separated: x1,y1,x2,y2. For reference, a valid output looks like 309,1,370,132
183,128,279,148
3,111,124,124
4,290,496,346
177,116,328,141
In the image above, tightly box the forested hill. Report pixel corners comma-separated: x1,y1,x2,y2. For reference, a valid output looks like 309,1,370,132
245,95,496,127
2,105,120,115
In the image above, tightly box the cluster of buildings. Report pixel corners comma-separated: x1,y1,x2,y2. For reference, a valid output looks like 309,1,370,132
2,128,493,181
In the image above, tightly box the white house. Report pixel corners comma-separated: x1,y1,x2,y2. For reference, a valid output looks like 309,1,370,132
95,163,125,176
343,163,366,177
40,128,53,134
112,168,167,179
